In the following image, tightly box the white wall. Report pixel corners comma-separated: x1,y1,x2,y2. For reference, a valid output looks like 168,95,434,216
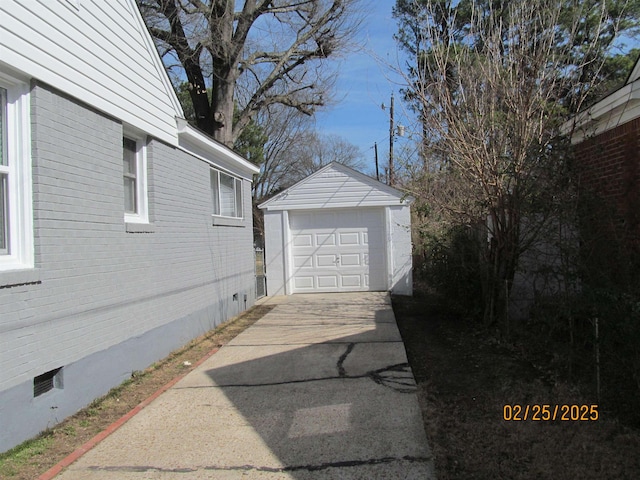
264,211,287,295
388,206,413,295
0,0,181,145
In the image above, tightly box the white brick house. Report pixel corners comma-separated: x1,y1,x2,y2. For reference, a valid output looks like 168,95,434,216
0,0,259,452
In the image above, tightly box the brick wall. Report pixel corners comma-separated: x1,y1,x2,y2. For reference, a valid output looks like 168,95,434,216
574,117,640,285
0,82,256,451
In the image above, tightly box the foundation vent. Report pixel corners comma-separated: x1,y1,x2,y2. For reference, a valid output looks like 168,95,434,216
33,367,63,397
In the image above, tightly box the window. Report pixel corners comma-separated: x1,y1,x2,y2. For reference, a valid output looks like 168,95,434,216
123,137,137,214
0,88,8,255
211,169,243,218
0,72,33,272
123,134,148,224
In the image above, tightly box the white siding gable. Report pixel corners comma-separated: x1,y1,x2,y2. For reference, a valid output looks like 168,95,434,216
0,0,182,145
259,163,412,211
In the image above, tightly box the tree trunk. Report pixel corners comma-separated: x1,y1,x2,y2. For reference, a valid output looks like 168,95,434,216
482,204,520,336
209,0,236,146
210,69,236,146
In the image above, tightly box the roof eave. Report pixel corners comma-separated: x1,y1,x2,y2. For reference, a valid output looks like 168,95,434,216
176,118,260,177
562,81,640,141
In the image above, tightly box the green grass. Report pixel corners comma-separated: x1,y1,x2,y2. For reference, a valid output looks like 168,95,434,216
0,432,54,477
59,425,76,437
0,372,141,478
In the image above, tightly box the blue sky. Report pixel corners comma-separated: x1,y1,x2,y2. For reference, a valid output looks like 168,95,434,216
314,1,413,176
315,3,640,177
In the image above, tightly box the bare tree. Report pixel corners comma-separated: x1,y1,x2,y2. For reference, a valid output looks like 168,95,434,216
398,0,631,328
253,105,365,201
251,105,364,242
291,131,365,176
252,105,312,201
138,0,361,147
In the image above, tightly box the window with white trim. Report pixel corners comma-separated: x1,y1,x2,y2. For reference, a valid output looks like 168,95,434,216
211,169,243,218
0,72,34,272
123,134,148,224
0,88,8,255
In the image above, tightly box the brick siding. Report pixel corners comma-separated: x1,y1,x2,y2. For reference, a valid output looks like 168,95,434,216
0,82,256,450
574,117,640,284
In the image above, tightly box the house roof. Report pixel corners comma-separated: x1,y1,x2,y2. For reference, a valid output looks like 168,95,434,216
176,119,259,179
627,55,640,84
566,54,640,143
258,162,413,211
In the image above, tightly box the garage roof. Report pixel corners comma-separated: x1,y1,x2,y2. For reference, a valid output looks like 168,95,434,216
258,162,413,211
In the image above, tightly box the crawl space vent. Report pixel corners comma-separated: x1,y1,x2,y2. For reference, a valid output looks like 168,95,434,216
33,367,63,397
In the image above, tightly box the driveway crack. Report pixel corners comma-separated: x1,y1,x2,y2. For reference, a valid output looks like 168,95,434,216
337,342,355,377
368,363,418,393
86,455,432,474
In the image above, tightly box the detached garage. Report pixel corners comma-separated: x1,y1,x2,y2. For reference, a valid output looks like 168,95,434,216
259,163,413,296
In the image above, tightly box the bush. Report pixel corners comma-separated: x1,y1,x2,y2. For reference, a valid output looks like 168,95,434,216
528,286,640,427
416,224,484,318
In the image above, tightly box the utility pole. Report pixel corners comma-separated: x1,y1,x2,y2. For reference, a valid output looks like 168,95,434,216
374,142,380,181
389,93,394,186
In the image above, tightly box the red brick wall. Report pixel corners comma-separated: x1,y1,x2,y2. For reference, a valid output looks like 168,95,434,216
574,117,640,284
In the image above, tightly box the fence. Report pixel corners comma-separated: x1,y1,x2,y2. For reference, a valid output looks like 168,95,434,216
255,247,266,298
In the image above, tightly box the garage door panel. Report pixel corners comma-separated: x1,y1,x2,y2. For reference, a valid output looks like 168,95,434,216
338,232,360,246
317,275,338,288
366,228,384,244
341,275,362,287
316,254,337,267
340,253,361,266
293,255,313,268
294,276,314,289
293,234,313,247
290,208,386,293
316,233,336,246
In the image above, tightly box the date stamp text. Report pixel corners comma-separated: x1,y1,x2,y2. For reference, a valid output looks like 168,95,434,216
503,404,599,421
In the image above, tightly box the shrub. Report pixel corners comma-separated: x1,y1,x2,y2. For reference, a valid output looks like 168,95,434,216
416,224,484,318
528,286,640,427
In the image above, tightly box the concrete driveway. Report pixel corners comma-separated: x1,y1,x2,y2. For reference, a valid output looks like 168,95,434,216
55,292,435,479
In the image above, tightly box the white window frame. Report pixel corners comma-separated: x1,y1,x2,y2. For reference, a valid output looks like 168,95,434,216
123,132,149,224
0,71,34,272
211,168,243,219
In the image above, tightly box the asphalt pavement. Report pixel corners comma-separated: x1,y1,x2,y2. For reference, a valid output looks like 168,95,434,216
54,292,435,479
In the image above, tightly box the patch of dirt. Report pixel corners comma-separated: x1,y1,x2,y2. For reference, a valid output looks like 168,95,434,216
392,295,640,480
1,304,274,480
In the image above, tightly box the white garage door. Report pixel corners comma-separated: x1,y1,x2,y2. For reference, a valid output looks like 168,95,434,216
289,208,386,293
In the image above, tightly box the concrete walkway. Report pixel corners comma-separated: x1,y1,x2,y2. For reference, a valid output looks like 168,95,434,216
56,293,435,479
